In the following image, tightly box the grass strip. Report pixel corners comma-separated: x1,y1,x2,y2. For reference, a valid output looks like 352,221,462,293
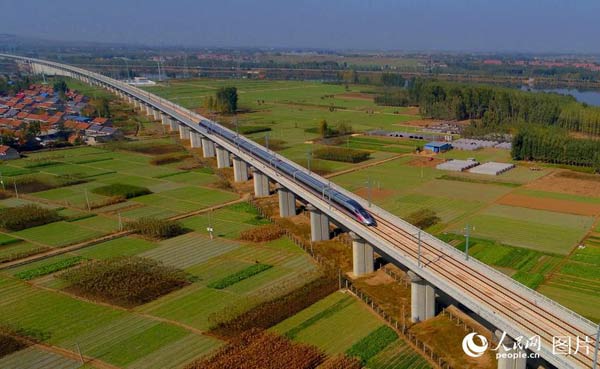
346,325,398,365
208,263,272,289
14,256,84,280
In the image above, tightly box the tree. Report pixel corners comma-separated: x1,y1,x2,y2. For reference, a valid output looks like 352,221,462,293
214,87,238,114
26,121,41,139
319,119,329,138
204,96,215,110
53,80,68,95
337,122,353,136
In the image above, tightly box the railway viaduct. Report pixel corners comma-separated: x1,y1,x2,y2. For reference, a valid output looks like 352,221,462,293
1,54,598,369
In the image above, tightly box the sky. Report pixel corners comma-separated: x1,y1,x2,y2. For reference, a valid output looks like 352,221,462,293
1,0,599,53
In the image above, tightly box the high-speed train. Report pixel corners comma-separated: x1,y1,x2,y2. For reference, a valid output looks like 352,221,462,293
198,119,376,226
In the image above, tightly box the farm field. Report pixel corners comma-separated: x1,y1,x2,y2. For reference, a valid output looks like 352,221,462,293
448,205,594,255
0,138,241,263
0,276,221,368
144,78,420,148
538,234,600,322
272,291,429,368
145,76,600,324
137,234,319,331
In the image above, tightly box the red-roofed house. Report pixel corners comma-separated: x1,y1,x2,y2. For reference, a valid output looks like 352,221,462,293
91,117,111,126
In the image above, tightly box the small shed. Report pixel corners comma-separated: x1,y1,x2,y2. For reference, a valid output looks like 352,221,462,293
424,141,452,153
0,145,20,160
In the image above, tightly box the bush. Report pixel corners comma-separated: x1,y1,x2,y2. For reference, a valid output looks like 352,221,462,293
207,264,272,289
92,183,151,199
313,147,371,163
15,257,84,281
405,209,440,230
125,217,184,239
59,256,190,307
0,205,63,231
239,224,284,242
209,275,338,337
0,328,28,358
150,153,191,165
239,125,271,135
105,141,182,155
346,325,398,364
11,174,86,193
185,329,324,369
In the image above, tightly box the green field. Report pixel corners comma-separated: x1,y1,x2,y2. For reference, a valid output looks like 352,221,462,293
273,292,385,355
448,205,594,255
365,340,432,369
136,233,317,331
539,235,600,322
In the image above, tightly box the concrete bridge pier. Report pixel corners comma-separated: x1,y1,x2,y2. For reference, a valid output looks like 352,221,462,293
145,105,153,117
277,184,296,217
152,109,161,121
190,132,202,148
307,204,330,242
134,100,141,110
350,232,374,276
168,118,178,132
408,271,436,323
216,146,231,168
252,169,270,197
178,124,191,140
495,332,527,369
201,137,216,158
232,156,249,182
161,113,169,126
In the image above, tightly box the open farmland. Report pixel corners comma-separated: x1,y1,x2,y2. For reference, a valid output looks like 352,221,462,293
136,234,319,331
271,291,430,368
144,76,600,328
272,292,384,354
538,234,600,322
448,205,594,255
0,276,221,368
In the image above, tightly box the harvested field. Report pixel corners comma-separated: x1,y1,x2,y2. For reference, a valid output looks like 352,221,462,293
354,188,396,202
497,193,600,216
336,92,373,101
407,157,444,168
526,170,600,198
185,329,324,369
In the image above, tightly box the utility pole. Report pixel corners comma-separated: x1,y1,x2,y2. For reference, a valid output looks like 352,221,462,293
13,181,18,198
307,148,312,173
366,177,372,207
118,212,123,231
265,132,269,151
206,209,214,239
84,189,91,211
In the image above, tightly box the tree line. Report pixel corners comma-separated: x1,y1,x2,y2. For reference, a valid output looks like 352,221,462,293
512,127,600,171
204,87,238,114
405,79,600,137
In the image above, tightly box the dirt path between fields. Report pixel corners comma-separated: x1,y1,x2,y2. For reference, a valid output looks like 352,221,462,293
0,195,248,271
324,154,408,179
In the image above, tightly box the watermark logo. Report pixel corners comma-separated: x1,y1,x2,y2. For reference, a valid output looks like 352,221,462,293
462,332,489,358
462,331,596,360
